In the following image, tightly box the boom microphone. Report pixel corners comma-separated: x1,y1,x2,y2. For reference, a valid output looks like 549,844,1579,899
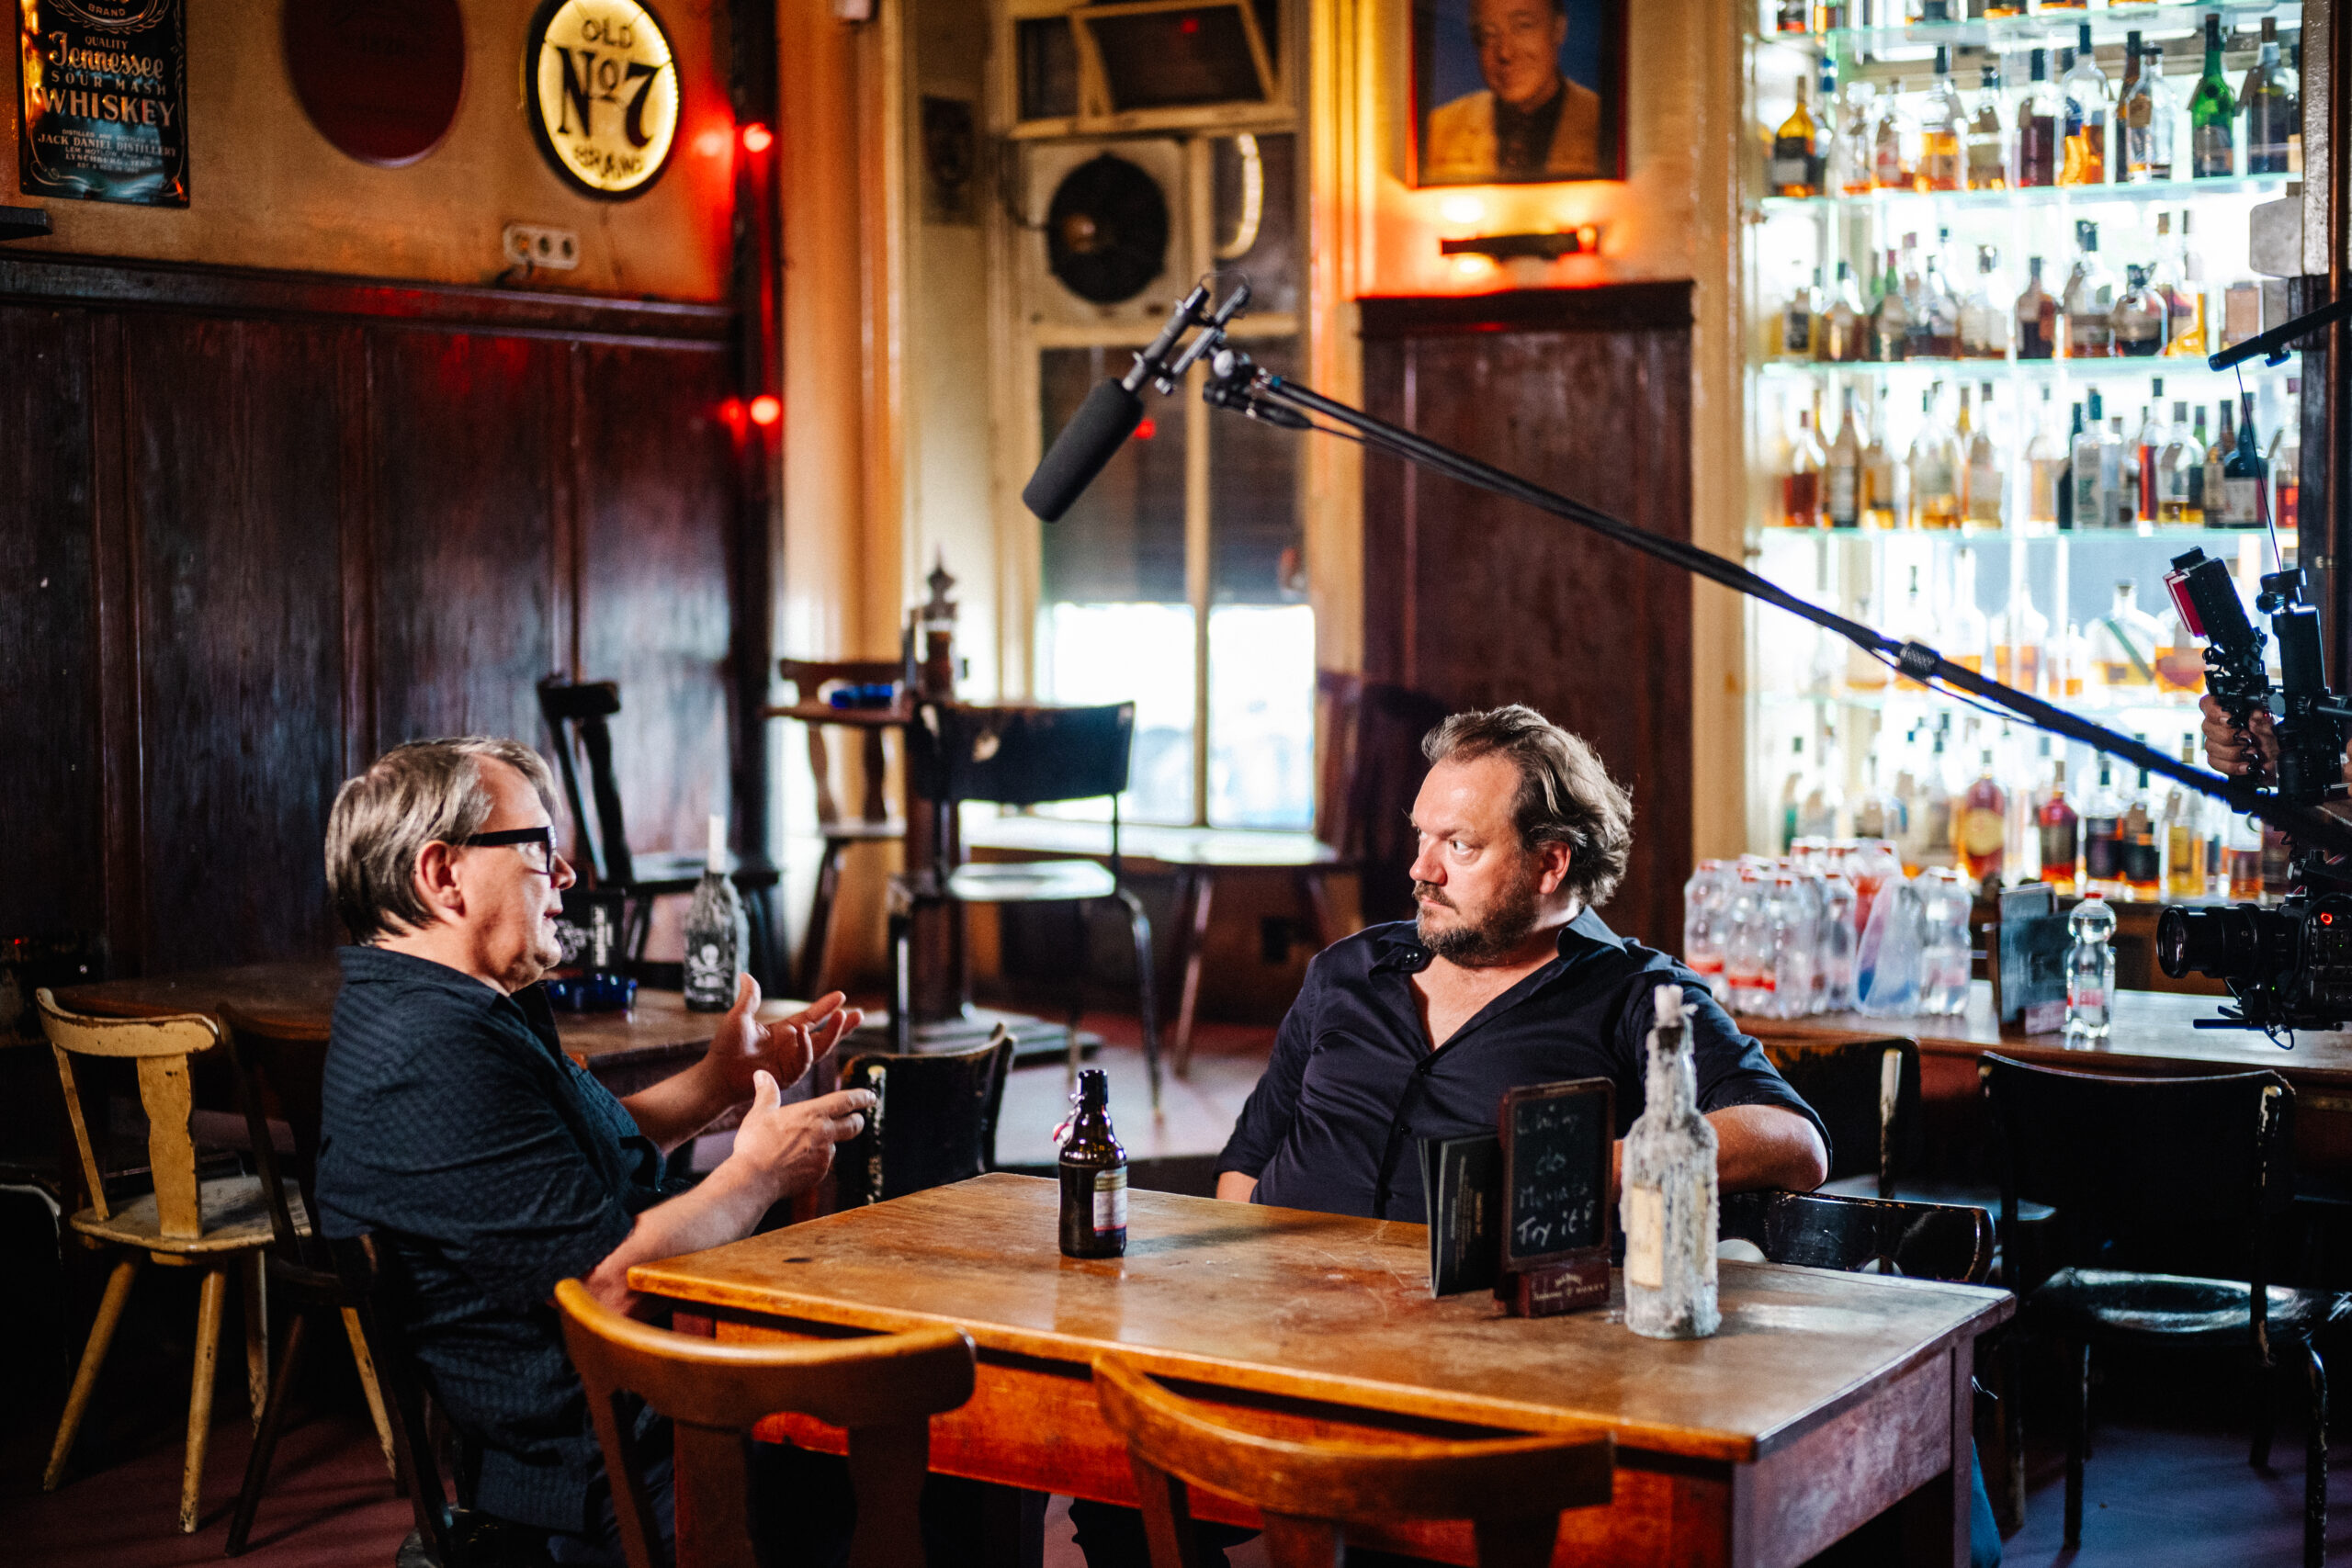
1022,378,1144,523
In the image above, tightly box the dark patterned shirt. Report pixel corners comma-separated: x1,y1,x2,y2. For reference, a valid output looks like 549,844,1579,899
1217,909,1830,1221
1493,80,1568,176
316,945,677,1533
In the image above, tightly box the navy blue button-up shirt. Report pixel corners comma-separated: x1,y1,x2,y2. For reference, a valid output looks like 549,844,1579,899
1217,909,1829,1221
316,945,678,1533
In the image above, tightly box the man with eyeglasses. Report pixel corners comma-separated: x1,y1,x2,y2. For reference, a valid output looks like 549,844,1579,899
316,737,876,1565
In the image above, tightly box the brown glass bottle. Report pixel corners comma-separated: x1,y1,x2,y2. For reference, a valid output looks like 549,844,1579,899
1058,1067,1128,1258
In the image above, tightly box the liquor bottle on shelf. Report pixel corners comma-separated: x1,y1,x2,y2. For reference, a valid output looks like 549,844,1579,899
2090,581,2165,694
1922,238,1962,358
1920,48,1966,192
1872,80,1915,192
1779,266,1817,359
2130,385,2165,525
2188,12,2237,178
2206,400,2238,525
1872,247,1911,362
2117,28,2143,108
1837,77,1878,196
1917,722,1955,867
1993,577,2050,693
1847,596,1891,693
1960,248,2007,359
2187,404,2211,518
2154,595,2205,694
2112,266,2166,359
1863,389,1901,527
2243,17,2298,175
2224,390,2268,529
1823,261,1867,361
2121,747,2161,899
2014,49,2060,188
2121,42,2176,181
1891,567,1937,691
2070,391,2106,530
2270,378,2301,532
2106,415,2136,528
1779,407,1826,526
2159,400,2200,523
1809,57,1837,193
1965,384,2005,528
1770,75,1820,197
1620,984,1719,1341
1907,387,1962,529
2163,736,2208,897
2057,620,2093,697
2062,220,2115,357
1959,750,2007,887
1826,390,1864,528
1774,0,1808,34
2159,210,2209,357
1949,546,1990,671
1058,1067,1128,1258
2014,255,2057,359
2220,277,2265,349
2060,23,2110,186
2026,389,2066,528
1967,63,2008,190
2082,758,2122,894
2039,759,2081,895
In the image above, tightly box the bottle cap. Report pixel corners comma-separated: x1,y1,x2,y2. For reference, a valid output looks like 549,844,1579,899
707,813,727,869
1652,983,1688,1030
1078,1066,1110,1105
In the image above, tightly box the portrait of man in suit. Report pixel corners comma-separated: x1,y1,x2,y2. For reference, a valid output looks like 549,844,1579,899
1416,0,1622,186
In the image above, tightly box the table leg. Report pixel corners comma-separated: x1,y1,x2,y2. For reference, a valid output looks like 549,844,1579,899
1894,1346,1973,1568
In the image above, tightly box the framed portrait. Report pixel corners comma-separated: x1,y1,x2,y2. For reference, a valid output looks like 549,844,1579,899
1410,0,1625,187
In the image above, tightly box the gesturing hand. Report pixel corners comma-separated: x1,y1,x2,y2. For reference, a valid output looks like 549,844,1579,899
700,975,865,1106
732,1071,876,1198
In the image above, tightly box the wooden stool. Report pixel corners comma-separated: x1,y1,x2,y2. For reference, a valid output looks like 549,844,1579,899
555,1279,976,1568
37,988,279,1534
1091,1353,1613,1567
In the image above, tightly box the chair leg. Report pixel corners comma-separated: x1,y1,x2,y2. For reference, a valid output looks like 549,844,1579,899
228,1305,311,1554
2257,1351,2280,1470
2064,1338,2089,1550
181,1264,230,1533
340,1306,400,1484
1173,871,1213,1081
799,842,846,998
44,1251,142,1490
1116,889,1161,1111
242,1251,269,1429
888,905,913,1055
2306,1339,2329,1568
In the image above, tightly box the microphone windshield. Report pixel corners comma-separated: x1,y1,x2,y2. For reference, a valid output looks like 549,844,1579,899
1023,379,1143,523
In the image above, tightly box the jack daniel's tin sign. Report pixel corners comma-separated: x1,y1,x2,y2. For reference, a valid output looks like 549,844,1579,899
16,0,187,207
524,0,677,200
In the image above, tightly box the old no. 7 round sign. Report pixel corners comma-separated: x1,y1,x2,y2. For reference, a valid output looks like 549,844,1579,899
524,0,678,199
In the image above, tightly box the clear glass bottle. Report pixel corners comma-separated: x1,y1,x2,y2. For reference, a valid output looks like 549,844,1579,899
1967,62,2008,189
2121,42,2177,181
2039,759,2080,895
1964,383,2005,527
2090,580,2164,693
2014,254,2057,359
1949,544,1990,670
2207,399,2239,525
2105,415,2135,528
1780,265,1818,360
2160,209,2210,358
1826,389,1865,528
1908,387,1962,528
2060,23,2110,186
2244,17,2298,175
2064,893,2117,1042
1838,78,1879,195
1780,406,1826,526
1922,237,1962,357
1960,246,2007,359
1823,260,1868,363
1621,985,1720,1340
2071,388,2109,529
2014,48,2060,187
1920,48,1966,190
1863,389,1901,527
1770,73,1821,197
2062,220,2115,357
2111,265,2166,358
683,814,747,1011
2026,387,2066,527
2158,399,2200,523
1873,77,1916,191
2188,12,2237,178
1058,1067,1128,1258
1994,576,2050,692
1872,246,1911,361
2132,388,2166,524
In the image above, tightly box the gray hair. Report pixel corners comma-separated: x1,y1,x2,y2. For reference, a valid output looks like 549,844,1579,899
326,738,558,942
1421,705,1634,908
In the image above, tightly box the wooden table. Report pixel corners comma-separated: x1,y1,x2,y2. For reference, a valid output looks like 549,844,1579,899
633,1174,2013,1567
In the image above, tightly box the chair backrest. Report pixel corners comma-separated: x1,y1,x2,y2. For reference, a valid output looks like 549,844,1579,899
1980,1054,2290,1288
778,659,904,830
1758,1036,1919,1197
554,1278,976,1568
1719,1189,1994,1284
334,1232,466,1564
910,702,1135,808
1314,672,1450,926
537,677,633,886
220,1007,331,1256
1091,1355,1612,1568
35,987,220,1238
831,1029,1014,1207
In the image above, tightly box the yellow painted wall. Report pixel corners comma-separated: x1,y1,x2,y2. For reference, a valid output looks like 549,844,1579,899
3,0,733,300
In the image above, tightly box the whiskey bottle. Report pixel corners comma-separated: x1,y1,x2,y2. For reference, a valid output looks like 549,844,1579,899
2121,748,2162,899
1822,261,1867,362
1621,984,1719,1340
2243,18,2298,175
1770,75,1820,197
2164,736,2209,897
2026,389,2067,526
2060,24,2110,185
2110,265,2166,358
1058,1067,1128,1258
2013,50,2060,187
1965,63,2008,190
1826,390,1864,528
2121,43,2176,181
1919,48,1966,191
2038,760,2080,895
1907,387,1962,528
2061,220,2115,357
2013,255,2057,358
683,814,746,1011
2158,400,2200,523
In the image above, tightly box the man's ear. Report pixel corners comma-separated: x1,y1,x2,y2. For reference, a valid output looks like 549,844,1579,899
412,841,465,921
1537,841,1574,898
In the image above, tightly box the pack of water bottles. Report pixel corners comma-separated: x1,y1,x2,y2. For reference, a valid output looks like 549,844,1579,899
1682,840,1973,1021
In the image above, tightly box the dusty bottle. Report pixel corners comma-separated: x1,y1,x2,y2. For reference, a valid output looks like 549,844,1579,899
1621,984,1720,1340
1058,1067,1129,1258
2064,893,2117,1043
683,814,747,1011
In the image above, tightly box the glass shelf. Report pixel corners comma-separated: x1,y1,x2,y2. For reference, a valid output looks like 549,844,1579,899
1755,355,2279,381
1749,1,2300,58
1758,686,2208,714
1758,174,2293,217
1747,523,2280,547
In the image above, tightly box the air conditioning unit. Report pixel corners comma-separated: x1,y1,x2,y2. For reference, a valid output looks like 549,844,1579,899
1020,137,1187,330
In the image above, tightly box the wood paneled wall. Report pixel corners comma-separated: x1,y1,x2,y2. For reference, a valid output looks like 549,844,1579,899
0,255,757,978
1359,284,1695,952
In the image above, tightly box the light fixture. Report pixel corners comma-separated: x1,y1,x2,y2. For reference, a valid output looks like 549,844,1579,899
1439,226,1603,263
740,123,774,153
695,129,730,158
749,393,782,426
1439,196,1485,225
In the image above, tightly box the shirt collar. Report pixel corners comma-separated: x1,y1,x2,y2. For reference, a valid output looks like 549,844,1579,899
1370,904,1623,973
337,945,559,1048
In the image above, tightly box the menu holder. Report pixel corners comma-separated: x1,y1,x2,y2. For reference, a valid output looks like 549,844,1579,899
1495,1077,1615,1317
1995,883,2070,1035
1419,1134,1504,1297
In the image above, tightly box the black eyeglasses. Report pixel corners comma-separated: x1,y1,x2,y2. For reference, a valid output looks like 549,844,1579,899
458,826,559,874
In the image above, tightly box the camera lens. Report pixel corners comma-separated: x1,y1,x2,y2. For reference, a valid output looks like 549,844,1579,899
2157,906,2220,978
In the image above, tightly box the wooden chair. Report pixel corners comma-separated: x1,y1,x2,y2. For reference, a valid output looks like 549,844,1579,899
831,1025,1015,1207
537,678,783,989
1981,1053,2337,1562
36,988,277,1534
776,658,908,997
1090,1354,1612,1568
1719,1189,1993,1283
219,1006,399,1554
898,701,1161,1103
553,1277,977,1568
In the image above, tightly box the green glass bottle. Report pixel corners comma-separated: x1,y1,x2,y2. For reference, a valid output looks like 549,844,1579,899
2188,12,2237,177
2223,391,2268,529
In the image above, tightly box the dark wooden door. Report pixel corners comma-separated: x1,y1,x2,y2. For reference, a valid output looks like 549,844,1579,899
1360,284,1694,951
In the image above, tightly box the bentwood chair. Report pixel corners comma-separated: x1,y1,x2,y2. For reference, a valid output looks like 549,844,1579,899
555,1278,977,1568
36,989,277,1534
1091,1354,1613,1567
1718,1189,1993,1283
831,1026,1015,1208
1982,1054,2345,1564
775,658,908,996
220,1006,399,1554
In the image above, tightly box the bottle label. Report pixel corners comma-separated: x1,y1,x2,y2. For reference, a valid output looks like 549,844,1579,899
2224,477,2259,525
684,942,736,1009
1624,1184,1664,1290
1769,153,1810,187
1827,467,1857,524
2040,819,2077,872
1960,807,2005,857
1093,1168,1128,1232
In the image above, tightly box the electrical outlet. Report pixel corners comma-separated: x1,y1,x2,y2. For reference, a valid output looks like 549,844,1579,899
502,223,580,271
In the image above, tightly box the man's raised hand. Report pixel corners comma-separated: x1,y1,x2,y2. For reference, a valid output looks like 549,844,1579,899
730,1069,875,1197
704,975,865,1105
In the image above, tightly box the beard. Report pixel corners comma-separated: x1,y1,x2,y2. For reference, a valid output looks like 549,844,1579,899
1415,859,1546,966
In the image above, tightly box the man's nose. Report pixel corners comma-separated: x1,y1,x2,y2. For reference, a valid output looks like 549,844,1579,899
1408,845,1442,883
553,852,579,891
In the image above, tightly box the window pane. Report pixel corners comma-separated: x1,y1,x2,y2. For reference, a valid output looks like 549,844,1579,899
1039,345,1186,604
1038,603,1195,823
1207,335,1301,604
1208,604,1315,829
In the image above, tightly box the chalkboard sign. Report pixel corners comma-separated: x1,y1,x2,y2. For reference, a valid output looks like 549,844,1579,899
1496,1077,1613,1314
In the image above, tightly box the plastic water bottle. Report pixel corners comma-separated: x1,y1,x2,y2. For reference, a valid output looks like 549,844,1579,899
1855,874,1926,1017
1916,868,1973,1016
1766,873,1817,1021
1682,860,1733,1003
1818,868,1858,1012
1724,865,1771,1015
2064,893,2117,1043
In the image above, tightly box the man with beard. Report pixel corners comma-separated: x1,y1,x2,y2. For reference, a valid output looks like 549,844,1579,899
1215,704,1827,1217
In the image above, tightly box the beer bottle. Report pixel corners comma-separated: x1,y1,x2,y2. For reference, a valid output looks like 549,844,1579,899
1058,1068,1128,1258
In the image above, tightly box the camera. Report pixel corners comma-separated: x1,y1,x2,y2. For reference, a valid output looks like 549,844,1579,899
2154,547,2352,1032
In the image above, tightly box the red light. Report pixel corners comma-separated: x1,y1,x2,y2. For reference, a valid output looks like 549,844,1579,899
1180,15,1198,31
695,129,729,158
741,124,774,153
749,394,782,427
1133,417,1157,441
2326,912,2336,926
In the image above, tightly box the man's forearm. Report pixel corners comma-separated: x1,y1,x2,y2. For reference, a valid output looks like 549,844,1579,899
1708,1103,1828,1194
1215,1170,1258,1202
620,1060,736,1156
581,1156,782,1316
